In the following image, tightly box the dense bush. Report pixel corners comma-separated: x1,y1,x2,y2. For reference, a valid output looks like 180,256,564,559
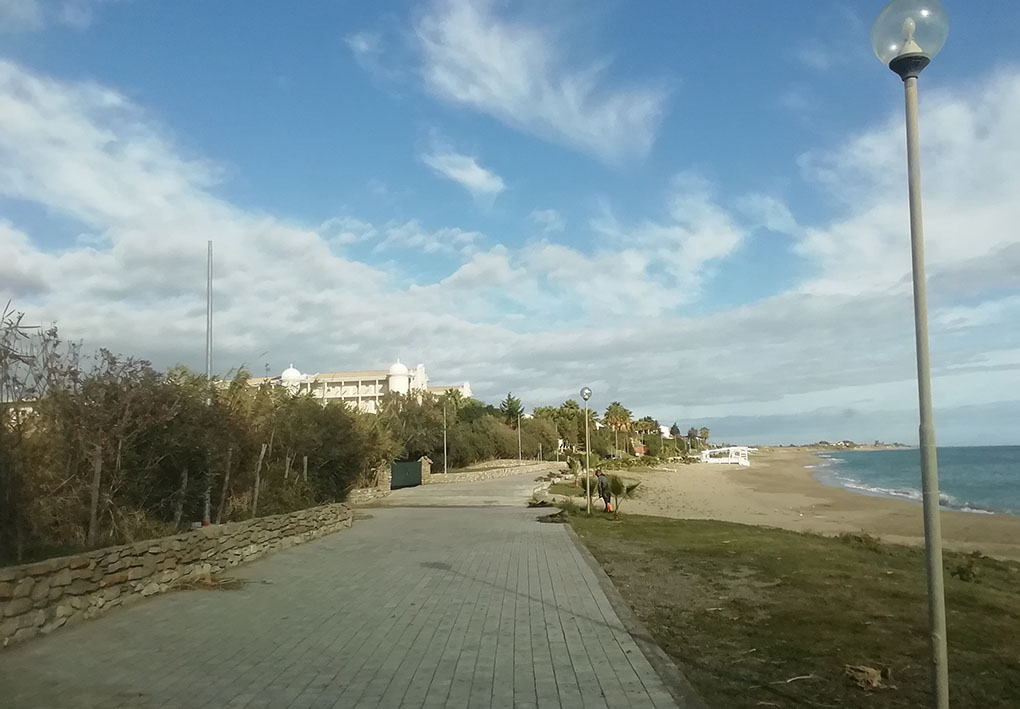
0,315,395,564
1,307,707,563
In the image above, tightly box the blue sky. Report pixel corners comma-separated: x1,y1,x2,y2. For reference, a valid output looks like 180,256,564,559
1,0,1019,445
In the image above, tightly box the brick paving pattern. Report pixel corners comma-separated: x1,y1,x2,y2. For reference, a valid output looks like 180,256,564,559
0,477,681,708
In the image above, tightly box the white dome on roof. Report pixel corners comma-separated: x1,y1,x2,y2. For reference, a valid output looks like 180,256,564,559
281,364,302,382
388,360,409,376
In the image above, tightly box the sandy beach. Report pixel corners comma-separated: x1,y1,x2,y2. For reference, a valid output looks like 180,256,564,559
619,447,1020,560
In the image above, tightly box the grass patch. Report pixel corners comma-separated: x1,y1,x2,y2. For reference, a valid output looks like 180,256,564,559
569,514,1020,708
548,482,586,497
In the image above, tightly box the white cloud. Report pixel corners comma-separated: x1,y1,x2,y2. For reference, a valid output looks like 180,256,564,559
795,69,1020,298
415,0,667,162
420,146,505,199
0,0,118,32
777,85,816,117
737,194,800,235
346,31,379,59
319,216,377,246
345,31,402,81
374,220,481,255
794,44,834,72
320,215,480,256
528,209,564,234
0,0,42,31
793,3,866,73
2,59,1019,446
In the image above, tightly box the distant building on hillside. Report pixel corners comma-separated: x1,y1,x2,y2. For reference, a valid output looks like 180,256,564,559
247,360,471,414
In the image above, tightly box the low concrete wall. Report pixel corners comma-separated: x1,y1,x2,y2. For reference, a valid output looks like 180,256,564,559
0,503,353,650
424,461,566,485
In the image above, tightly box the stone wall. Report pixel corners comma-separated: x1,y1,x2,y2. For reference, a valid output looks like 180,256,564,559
0,503,353,650
424,461,566,484
346,486,390,505
346,463,392,505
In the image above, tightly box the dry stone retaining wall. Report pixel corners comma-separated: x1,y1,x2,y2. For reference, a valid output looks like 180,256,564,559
346,463,392,505
346,486,391,505
424,461,566,484
0,503,353,650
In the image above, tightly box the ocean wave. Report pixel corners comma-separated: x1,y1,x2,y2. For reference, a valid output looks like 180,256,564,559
827,473,1002,515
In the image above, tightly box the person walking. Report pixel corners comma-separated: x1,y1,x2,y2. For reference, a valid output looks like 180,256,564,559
595,469,612,513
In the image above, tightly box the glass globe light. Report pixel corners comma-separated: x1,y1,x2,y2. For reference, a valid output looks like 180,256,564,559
872,0,948,66
580,386,592,401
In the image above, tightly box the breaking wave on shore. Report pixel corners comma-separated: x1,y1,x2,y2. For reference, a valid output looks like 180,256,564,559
811,450,1013,516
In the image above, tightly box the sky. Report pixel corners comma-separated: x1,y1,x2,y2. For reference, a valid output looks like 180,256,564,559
1,0,1019,446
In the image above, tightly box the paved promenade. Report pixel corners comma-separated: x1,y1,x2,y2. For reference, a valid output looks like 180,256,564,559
0,474,698,708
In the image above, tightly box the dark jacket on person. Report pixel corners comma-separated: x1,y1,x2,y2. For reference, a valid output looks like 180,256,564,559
596,473,610,498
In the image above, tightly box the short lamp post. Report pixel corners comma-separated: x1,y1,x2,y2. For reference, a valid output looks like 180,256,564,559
872,2,950,707
580,387,592,514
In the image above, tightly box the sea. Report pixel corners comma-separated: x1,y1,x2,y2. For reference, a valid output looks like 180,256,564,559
810,446,1020,517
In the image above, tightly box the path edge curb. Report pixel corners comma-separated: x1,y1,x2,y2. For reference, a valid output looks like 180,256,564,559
564,523,710,709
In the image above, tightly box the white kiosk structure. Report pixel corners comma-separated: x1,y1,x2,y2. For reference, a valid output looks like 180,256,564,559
699,446,752,466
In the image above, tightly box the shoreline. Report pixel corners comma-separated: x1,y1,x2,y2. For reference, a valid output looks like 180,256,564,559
621,447,1020,560
809,453,1009,517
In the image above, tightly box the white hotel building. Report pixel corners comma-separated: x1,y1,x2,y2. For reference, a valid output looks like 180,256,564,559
248,361,471,414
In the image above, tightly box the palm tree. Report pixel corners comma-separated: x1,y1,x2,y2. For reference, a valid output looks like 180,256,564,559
607,474,640,519
441,388,464,412
634,416,659,435
699,427,710,446
604,402,632,457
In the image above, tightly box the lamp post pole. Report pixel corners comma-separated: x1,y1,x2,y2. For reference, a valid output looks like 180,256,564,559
517,413,522,463
872,3,950,706
443,402,448,474
902,68,950,709
203,240,213,526
580,387,592,514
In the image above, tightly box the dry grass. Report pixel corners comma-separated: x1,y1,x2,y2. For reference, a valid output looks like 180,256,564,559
175,572,245,591
570,513,1020,708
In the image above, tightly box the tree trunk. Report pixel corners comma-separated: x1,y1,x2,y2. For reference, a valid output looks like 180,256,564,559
251,443,267,518
302,455,308,482
172,466,188,528
284,453,292,480
215,446,232,524
87,445,102,547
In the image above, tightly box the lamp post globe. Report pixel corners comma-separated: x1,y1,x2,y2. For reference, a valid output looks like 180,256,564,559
580,387,592,401
872,0,948,77
873,1,950,706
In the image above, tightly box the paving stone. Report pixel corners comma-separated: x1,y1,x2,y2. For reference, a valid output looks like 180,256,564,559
0,474,683,707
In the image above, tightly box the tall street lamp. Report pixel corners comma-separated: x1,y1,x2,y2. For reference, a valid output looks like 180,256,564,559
580,387,592,514
203,241,213,526
517,413,522,463
872,2,950,706
443,401,448,474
